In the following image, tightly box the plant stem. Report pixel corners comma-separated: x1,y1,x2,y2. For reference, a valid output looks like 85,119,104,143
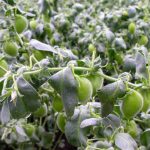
42,117,48,127
52,133,63,150
39,117,42,126
29,55,33,69
134,118,145,123
53,120,57,142
16,32,23,46
23,69,42,75
47,67,92,72
22,66,142,88
97,71,142,88
12,75,22,97
0,66,8,72
23,67,92,75
91,50,96,68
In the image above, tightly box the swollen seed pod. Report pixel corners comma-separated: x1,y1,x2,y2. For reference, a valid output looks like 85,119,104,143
76,75,93,103
121,89,143,119
138,88,150,112
128,22,136,34
56,113,66,133
15,15,28,34
3,41,18,57
139,35,148,45
86,73,103,96
30,20,37,30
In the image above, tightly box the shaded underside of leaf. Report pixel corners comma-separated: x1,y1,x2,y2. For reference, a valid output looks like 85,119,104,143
65,105,91,147
9,97,29,119
49,67,78,117
16,76,41,112
135,51,148,79
97,80,126,116
0,100,10,124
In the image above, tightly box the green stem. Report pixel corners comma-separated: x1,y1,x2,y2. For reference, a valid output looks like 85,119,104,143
52,133,63,150
53,0,58,11
97,71,142,88
22,66,142,88
48,67,92,72
23,67,91,76
1,77,8,96
16,32,23,46
29,55,33,69
32,55,40,64
41,87,54,93
29,55,39,68
0,66,8,72
98,71,117,82
53,120,57,142
91,50,96,68
134,118,145,123
12,75,22,97
42,117,48,127
39,117,42,126
38,146,42,150
23,69,42,75
0,56,5,61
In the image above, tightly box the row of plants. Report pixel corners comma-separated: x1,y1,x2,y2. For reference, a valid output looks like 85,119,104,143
0,0,150,149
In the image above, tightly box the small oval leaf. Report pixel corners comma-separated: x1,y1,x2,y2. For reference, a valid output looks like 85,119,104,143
115,133,137,150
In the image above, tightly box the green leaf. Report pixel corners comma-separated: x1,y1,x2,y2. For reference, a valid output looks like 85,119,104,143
98,81,126,116
102,114,121,130
91,141,112,149
40,132,53,149
0,100,10,124
108,48,116,63
3,0,15,5
123,55,136,73
140,129,150,148
80,114,120,130
114,37,126,50
97,80,126,103
30,39,77,59
38,0,49,13
65,105,91,147
9,97,29,119
16,76,41,112
101,102,114,117
80,118,101,128
108,48,123,64
115,133,137,150
105,30,115,42
49,67,78,117
30,39,57,53
57,47,78,60
135,51,148,79
15,125,27,137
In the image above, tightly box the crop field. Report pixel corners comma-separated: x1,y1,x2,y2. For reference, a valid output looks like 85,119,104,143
0,0,150,150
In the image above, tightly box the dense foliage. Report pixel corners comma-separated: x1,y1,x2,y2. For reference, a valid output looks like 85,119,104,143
0,0,150,149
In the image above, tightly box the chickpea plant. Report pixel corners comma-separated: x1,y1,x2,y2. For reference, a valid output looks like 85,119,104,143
0,0,150,150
